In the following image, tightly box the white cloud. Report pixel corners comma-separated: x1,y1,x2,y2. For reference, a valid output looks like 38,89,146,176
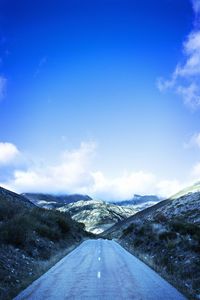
192,0,200,14
191,161,200,179
176,83,200,108
91,171,184,200
190,160,200,187
157,1,200,109
185,132,200,149
0,141,184,200
0,76,7,100
0,142,20,165
91,170,156,199
175,31,200,78
156,180,183,198
3,142,96,194
156,76,176,92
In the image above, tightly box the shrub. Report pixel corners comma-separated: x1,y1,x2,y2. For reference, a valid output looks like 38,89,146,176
57,217,69,233
37,242,52,260
0,194,84,262
0,198,22,221
154,213,167,223
133,236,143,247
0,214,31,247
123,224,136,236
166,240,177,250
36,224,61,241
159,231,177,241
190,244,200,253
30,208,71,240
170,220,200,240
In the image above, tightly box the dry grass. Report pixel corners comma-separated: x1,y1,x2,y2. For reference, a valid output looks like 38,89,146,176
119,217,200,300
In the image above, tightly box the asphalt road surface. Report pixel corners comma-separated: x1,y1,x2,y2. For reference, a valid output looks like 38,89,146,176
14,239,186,300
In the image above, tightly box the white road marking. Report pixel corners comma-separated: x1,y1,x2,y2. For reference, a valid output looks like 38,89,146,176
97,271,101,279
98,257,101,261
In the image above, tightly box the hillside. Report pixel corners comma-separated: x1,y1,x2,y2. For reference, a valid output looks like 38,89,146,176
58,199,136,234
0,186,34,208
22,193,92,209
103,189,200,299
0,186,89,300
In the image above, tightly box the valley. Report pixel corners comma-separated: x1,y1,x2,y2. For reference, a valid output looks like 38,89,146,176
22,192,161,234
2,1,199,299
0,183,199,299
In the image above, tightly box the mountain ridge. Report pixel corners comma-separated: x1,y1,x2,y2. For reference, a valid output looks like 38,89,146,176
22,193,93,208
110,194,161,206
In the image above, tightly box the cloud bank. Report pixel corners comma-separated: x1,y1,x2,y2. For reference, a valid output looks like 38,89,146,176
157,0,200,109
0,141,186,200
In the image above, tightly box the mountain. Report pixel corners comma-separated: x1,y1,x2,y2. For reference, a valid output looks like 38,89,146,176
102,188,200,300
111,194,161,209
22,193,161,234
112,194,161,206
0,187,90,300
22,193,92,209
58,199,136,234
109,194,161,217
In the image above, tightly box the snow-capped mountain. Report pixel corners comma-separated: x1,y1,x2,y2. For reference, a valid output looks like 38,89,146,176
58,199,136,234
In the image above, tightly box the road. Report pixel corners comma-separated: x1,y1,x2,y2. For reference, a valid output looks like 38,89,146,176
14,239,186,300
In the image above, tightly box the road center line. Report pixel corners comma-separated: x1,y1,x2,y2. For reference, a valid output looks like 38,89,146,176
97,271,101,279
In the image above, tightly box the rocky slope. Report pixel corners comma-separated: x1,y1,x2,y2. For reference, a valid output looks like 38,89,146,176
58,199,136,234
103,188,200,300
22,193,92,209
0,186,89,300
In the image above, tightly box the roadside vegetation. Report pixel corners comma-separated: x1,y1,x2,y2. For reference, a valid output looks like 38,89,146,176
120,212,200,300
0,190,89,300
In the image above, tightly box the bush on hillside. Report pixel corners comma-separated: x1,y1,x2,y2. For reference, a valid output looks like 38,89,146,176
0,205,74,250
169,219,200,240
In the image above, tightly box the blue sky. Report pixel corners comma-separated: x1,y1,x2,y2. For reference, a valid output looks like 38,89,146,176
0,0,200,200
